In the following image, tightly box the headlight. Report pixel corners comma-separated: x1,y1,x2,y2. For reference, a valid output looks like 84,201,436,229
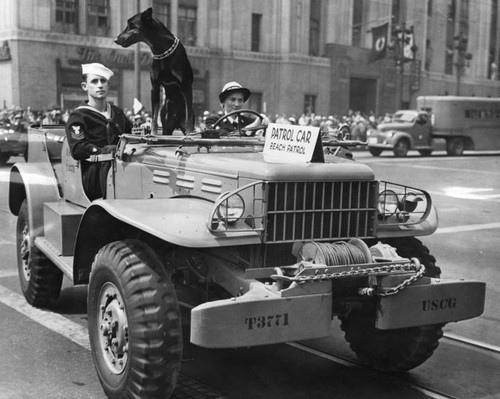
377,190,399,218
216,193,245,224
399,193,423,212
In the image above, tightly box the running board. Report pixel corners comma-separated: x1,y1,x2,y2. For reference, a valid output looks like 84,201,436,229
35,236,74,281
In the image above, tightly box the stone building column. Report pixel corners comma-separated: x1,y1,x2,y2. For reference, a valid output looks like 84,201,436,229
170,0,178,35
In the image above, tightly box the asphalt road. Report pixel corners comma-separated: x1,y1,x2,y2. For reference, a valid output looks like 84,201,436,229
0,151,499,399
357,149,500,348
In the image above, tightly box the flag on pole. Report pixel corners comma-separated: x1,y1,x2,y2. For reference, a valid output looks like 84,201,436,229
133,98,143,114
403,29,415,60
371,22,389,61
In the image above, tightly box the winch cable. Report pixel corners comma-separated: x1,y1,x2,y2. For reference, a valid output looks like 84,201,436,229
299,240,371,266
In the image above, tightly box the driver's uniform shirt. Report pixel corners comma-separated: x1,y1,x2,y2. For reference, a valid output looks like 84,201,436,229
215,114,255,134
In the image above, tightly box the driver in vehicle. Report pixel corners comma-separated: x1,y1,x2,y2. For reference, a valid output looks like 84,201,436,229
206,81,265,135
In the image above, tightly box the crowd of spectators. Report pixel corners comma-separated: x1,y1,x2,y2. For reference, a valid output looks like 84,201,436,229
198,109,394,141
2,104,394,141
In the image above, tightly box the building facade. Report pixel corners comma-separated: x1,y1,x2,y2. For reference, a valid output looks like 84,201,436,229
0,0,499,119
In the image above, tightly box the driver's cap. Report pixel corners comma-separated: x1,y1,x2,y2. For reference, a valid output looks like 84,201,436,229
219,81,251,103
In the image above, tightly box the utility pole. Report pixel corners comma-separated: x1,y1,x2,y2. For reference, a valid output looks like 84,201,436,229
389,23,417,110
453,32,473,96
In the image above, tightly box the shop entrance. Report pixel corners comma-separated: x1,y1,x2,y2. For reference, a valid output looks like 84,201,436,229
349,77,377,114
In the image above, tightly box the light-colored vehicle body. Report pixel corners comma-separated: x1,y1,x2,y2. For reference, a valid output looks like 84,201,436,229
9,122,485,398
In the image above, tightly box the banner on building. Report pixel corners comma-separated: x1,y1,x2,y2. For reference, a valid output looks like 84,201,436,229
371,22,389,61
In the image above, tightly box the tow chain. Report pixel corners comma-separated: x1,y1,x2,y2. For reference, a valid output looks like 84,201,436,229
270,258,426,297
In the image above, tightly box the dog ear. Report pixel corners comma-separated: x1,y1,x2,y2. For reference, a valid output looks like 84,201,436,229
141,7,153,24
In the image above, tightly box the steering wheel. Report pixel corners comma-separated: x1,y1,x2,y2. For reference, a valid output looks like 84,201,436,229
211,109,265,136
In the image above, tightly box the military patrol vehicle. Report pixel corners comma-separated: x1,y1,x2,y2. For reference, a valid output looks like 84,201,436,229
9,112,485,398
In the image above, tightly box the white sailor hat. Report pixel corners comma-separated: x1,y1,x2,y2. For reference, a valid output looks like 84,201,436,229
81,63,114,80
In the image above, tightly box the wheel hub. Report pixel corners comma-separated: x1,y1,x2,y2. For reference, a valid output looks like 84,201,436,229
20,225,31,281
98,283,128,374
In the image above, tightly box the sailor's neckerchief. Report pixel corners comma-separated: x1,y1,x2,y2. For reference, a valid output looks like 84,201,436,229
76,103,114,145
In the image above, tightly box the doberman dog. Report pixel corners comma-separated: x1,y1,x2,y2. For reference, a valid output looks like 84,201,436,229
115,7,194,135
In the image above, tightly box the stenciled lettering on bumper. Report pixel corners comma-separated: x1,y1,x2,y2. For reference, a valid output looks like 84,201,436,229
190,290,333,348
376,279,486,329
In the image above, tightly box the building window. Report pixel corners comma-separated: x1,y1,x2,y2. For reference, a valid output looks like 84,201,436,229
178,5,197,46
88,0,109,36
251,14,262,52
352,0,363,47
425,39,432,71
444,0,456,75
304,95,316,115
489,0,498,79
309,0,320,56
249,92,263,113
392,0,401,28
153,0,170,26
55,0,78,34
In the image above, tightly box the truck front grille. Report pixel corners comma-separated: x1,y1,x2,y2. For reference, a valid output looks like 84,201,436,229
265,181,377,243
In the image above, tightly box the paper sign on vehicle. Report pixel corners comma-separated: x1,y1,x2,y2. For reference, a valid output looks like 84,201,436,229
263,123,320,163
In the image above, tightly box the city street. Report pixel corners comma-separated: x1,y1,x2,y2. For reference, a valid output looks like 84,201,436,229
1,152,499,399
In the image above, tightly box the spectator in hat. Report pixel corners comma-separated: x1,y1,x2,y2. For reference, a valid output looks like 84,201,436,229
65,62,132,200
12,111,28,133
205,81,264,135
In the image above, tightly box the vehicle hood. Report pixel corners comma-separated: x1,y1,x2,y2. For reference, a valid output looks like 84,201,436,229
139,146,375,181
375,122,413,132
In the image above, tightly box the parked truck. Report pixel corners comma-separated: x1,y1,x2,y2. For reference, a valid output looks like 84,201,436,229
9,113,485,398
367,95,500,157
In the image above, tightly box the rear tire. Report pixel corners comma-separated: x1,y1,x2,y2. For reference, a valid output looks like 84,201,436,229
340,237,443,371
369,148,383,157
418,149,433,157
446,137,464,156
16,199,63,307
0,153,10,164
88,240,182,399
393,139,410,157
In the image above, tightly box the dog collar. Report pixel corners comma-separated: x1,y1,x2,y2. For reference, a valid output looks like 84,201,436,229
152,36,180,60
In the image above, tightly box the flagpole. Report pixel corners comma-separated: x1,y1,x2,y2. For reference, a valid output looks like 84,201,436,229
134,0,141,104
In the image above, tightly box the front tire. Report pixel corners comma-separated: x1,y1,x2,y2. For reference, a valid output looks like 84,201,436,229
16,199,63,307
340,237,443,371
88,240,182,399
393,139,410,157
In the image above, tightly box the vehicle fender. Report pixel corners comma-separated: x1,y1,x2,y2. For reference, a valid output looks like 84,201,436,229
73,198,262,283
9,162,60,237
389,131,414,147
376,204,439,238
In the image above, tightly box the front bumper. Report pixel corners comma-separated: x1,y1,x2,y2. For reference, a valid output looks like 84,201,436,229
190,260,485,348
367,135,395,149
191,283,333,348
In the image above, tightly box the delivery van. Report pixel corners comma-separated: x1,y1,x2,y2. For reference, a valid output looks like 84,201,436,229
367,96,500,157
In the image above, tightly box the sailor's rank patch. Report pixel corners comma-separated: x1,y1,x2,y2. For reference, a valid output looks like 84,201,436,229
71,125,84,140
